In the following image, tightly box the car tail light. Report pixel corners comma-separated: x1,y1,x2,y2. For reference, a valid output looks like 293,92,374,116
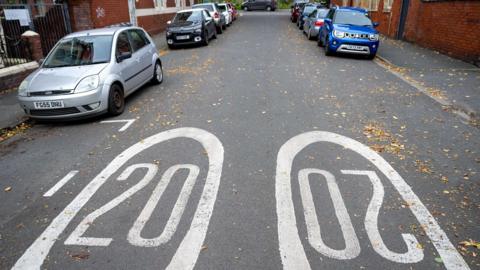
314,20,324,27
214,12,219,18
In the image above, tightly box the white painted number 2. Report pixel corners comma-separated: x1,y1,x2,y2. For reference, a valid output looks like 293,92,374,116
13,128,224,270
276,131,470,270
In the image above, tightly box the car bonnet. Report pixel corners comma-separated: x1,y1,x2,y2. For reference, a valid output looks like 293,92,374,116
26,63,108,92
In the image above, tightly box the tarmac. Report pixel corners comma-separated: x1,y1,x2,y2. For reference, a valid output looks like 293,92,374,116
1,34,478,130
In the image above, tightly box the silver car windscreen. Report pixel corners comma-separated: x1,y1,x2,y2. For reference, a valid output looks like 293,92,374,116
43,35,113,68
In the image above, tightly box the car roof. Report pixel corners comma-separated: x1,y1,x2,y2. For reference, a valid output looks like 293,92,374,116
178,8,201,13
64,26,137,39
337,6,368,13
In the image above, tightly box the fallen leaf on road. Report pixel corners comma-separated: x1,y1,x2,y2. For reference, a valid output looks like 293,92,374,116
460,240,480,249
70,251,90,261
4,186,12,192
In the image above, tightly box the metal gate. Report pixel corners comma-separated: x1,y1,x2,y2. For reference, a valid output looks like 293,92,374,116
0,3,71,68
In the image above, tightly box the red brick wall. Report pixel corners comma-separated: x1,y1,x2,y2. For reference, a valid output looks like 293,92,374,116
403,0,480,64
0,66,37,93
68,0,93,31
91,0,131,28
167,0,176,8
136,0,155,9
368,0,402,38
138,13,176,35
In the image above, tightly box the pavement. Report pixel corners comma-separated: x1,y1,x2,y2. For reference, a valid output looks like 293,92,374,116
1,11,479,270
377,36,480,120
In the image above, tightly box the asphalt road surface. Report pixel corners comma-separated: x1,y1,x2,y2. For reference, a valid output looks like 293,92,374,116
1,11,479,270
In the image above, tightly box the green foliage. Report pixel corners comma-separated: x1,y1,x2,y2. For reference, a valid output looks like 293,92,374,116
278,1,293,9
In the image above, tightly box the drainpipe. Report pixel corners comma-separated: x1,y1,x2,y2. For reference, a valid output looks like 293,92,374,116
127,0,137,26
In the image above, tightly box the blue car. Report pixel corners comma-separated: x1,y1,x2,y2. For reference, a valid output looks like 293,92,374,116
318,7,379,59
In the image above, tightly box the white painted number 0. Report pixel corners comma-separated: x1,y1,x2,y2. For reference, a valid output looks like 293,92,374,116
276,131,470,270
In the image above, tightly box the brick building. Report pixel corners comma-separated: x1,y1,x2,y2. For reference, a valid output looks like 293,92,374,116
67,0,199,34
331,0,480,65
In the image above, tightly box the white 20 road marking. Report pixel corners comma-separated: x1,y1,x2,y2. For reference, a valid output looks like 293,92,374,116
276,131,470,270
13,127,224,270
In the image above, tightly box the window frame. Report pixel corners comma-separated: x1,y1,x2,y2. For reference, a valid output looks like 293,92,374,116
115,31,133,59
383,0,393,12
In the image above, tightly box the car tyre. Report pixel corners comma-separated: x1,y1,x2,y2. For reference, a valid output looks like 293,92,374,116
366,53,376,60
212,28,218,39
266,6,271,11
217,25,223,34
151,61,163,85
307,29,313,40
222,23,227,30
324,37,333,56
317,35,324,47
108,84,125,116
202,31,209,46
244,6,248,11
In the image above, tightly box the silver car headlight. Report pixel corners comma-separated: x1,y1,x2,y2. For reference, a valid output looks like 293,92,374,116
75,75,99,93
18,80,29,97
333,30,345,38
166,31,172,36
369,34,379,41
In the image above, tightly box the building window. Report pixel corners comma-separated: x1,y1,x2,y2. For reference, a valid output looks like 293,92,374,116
342,0,348,6
358,0,379,11
384,0,393,11
154,0,165,9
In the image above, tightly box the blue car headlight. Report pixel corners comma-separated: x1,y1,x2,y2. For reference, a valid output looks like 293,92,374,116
333,30,345,38
369,34,379,41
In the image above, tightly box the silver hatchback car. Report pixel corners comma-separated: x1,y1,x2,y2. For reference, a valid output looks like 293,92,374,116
17,26,163,119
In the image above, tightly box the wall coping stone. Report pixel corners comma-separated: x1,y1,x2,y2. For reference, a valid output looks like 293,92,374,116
0,62,39,78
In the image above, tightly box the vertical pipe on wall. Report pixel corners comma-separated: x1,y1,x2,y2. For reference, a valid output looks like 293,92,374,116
128,0,137,26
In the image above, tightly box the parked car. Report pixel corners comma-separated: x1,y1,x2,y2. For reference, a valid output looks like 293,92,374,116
241,0,276,11
318,7,379,59
17,26,162,120
227,2,238,21
297,3,321,30
290,0,308,23
166,9,217,48
302,8,329,40
218,3,233,26
192,3,226,33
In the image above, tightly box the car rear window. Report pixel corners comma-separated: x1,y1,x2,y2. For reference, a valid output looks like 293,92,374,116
193,4,214,11
317,9,328,18
303,6,316,14
218,4,227,11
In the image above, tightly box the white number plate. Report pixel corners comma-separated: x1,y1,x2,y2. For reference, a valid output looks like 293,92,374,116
176,35,189,40
345,45,366,51
33,101,64,109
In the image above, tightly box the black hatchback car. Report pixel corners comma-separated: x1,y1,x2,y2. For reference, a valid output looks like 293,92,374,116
241,0,276,11
166,9,217,48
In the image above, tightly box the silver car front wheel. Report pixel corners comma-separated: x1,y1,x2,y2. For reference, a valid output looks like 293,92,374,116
151,61,163,84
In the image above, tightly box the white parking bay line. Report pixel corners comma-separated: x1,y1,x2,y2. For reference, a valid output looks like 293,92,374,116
43,170,79,197
101,119,136,132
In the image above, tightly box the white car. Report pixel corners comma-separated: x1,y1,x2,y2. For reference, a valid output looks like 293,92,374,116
218,3,233,26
